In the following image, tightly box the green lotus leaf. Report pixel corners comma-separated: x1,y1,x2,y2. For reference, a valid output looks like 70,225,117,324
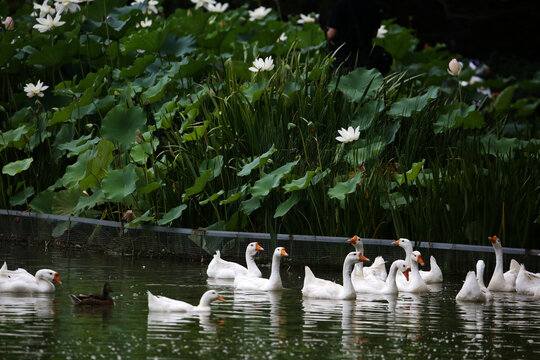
30,190,54,213
161,34,196,58
9,186,35,206
119,55,156,78
283,169,319,192
240,196,261,215
79,140,115,190
250,160,298,198
102,105,147,150
395,160,425,185
388,86,439,117
137,182,162,195
330,68,383,102
125,210,155,228
219,185,249,205
0,125,31,151
274,192,302,218
352,100,385,131
102,164,137,202
157,204,188,225
183,121,209,141
57,135,100,158
2,158,33,176
51,188,82,216
121,30,167,54
130,136,159,164
328,172,363,200
243,82,267,103
74,189,106,214
200,190,225,205
238,145,276,177
62,150,95,188
182,169,213,201
200,155,224,180
494,85,516,112
434,103,483,134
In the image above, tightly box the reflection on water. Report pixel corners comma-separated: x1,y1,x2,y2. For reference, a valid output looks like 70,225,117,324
0,247,539,359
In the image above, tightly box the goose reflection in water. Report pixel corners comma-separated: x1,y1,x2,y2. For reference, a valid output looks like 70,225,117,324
233,290,284,338
0,293,54,321
147,311,219,335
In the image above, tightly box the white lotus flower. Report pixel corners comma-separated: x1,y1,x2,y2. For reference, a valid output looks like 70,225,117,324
33,13,65,32
249,56,274,72
131,0,159,14
277,32,287,42
206,2,228,13
248,6,271,21
24,80,49,98
3,16,14,30
297,13,318,24
191,0,215,9
33,1,56,18
139,17,152,28
376,25,387,39
336,126,360,143
447,58,463,76
54,0,81,14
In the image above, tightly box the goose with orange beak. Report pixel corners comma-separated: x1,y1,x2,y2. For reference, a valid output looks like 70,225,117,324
0,267,62,294
348,235,387,281
302,251,370,300
392,238,443,284
234,247,288,291
353,259,410,295
148,290,226,312
396,251,429,293
207,242,264,279
487,235,517,292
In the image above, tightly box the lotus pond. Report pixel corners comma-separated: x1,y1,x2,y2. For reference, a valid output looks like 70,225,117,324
0,246,539,359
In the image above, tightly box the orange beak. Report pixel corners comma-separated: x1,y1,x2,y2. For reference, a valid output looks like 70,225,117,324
392,240,400,246
417,254,425,266
489,236,498,244
255,243,264,251
281,248,289,257
358,253,370,262
217,296,226,302
348,235,358,245
403,268,411,281
54,272,62,284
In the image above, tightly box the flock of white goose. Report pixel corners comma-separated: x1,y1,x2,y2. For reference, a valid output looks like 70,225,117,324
1,235,538,312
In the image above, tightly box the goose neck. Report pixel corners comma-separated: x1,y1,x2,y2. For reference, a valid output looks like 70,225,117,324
268,254,282,284
385,263,399,290
342,259,356,296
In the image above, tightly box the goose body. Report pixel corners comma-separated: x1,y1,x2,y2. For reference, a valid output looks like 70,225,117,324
148,290,225,312
393,238,442,283
487,236,515,292
302,252,369,300
475,260,493,301
397,251,429,293
353,259,410,295
70,283,114,306
0,265,62,294
348,236,387,281
234,247,288,291
515,264,540,295
207,242,264,279
456,271,490,303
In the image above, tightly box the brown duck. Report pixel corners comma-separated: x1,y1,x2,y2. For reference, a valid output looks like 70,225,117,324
70,282,114,306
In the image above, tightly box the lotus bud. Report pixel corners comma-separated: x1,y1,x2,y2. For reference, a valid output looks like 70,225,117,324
447,58,463,76
4,17,14,31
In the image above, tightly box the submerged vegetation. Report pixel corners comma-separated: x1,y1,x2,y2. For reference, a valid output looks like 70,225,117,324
0,0,538,248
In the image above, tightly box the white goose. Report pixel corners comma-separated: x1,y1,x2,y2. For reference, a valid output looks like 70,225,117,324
456,271,490,303
234,247,288,291
534,286,540,300
515,264,540,295
302,252,369,300
206,242,264,279
487,235,516,292
353,259,410,295
147,290,225,312
397,251,429,293
475,260,492,301
0,264,62,294
392,238,442,283
348,235,387,281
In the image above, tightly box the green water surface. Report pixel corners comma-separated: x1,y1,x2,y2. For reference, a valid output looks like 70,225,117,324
0,246,539,359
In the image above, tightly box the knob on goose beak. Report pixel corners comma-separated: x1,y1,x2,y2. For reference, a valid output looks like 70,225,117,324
488,236,498,244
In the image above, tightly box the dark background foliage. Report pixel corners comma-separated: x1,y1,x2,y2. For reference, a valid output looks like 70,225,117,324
6,0,540,68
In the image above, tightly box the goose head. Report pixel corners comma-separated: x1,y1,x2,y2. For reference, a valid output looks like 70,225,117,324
488,235,502,249
274,247,289,258
392,238,413,252
246,242,264,256
35,269,62,284
346,251,370,265
411,251,425,266
200,290,226,307
393,260,410,281
347,235,363,253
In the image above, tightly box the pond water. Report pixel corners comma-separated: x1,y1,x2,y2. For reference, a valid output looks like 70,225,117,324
0,246,539,359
